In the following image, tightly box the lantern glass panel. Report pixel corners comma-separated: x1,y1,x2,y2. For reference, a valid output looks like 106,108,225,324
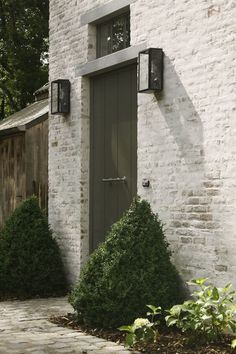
58,83,64,112
150,50,161,90
59,82,70,113
51,82,58,113
139,52,149,91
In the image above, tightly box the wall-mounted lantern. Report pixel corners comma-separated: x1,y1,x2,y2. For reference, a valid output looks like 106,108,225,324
138,48,163,93
51,79,70,114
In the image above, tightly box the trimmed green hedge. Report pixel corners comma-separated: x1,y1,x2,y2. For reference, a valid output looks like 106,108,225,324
0,197,67,298
69,197,185,328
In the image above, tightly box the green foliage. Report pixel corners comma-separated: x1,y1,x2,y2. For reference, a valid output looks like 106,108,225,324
232,338,236,348
165,278,236,344
69,197,185,328
0,197,67,298
0,0,49,119
119,305,161,347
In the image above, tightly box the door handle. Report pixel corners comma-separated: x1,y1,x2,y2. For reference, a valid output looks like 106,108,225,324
102,176,127,183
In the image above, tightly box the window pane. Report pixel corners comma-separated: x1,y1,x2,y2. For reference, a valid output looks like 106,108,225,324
98,22,112,57
97,13,130,58
112,14,130,53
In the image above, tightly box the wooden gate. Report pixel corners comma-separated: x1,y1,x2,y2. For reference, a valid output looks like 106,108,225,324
0,118,48,227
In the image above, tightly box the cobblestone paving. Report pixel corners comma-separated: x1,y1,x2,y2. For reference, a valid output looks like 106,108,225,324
0,297,136,354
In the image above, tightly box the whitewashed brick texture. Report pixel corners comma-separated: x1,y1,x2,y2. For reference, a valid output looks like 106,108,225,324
49,0,236,286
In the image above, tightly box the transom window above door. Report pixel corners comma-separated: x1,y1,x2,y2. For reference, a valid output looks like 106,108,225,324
97,12,130,58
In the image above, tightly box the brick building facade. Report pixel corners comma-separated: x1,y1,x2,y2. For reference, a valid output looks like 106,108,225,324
49,0,236,285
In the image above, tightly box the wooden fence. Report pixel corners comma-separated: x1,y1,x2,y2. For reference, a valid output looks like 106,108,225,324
0,119,48,227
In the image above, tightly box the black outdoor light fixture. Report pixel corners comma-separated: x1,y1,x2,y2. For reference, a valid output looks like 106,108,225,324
51,79,70,114
138,48,164,93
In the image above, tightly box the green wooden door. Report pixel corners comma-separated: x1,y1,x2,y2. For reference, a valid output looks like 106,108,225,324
90,64,137,251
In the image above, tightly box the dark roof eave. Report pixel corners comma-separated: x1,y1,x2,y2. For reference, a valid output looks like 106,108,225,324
0,126,26,138
0,113,48,138
24,112,48,129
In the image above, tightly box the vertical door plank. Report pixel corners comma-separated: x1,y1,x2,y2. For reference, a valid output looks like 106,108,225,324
130,65,138,198
91,76,106,250
104,70,119,233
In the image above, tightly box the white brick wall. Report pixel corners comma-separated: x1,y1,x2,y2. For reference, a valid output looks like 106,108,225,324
49,0,236,286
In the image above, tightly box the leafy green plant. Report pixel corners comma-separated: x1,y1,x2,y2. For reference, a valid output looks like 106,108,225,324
165,278,236,344
0,196,67,298
231,338,236,348
119,305,161,347
69,197,185,328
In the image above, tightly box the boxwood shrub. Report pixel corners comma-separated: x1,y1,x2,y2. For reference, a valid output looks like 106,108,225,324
0,197,67,298
69,197,185,328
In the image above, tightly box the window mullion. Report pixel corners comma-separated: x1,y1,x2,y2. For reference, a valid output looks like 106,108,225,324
111,20,114,54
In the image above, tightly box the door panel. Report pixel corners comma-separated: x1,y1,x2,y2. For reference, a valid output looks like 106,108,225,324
90,65,137,251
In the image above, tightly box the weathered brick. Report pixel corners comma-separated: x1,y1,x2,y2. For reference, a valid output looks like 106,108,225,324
215,265,228,272
180,237,193,244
